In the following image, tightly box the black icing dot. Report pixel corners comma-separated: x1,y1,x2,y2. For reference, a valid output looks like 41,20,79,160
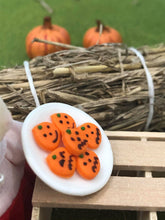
86,134,89,137
49,132,52,135
85,152,89,156
59,151,65,158
43,134,47,137
83,162,87,166
59,120,63,124
66,121,70,124
87,125,91,128
71,137,75,141
77,137,81,141
47,125,50,128
88,159,92,162
59,159,65,167
92,166,97,173
91,131,94,134
75,131,79,135
64,115,68,118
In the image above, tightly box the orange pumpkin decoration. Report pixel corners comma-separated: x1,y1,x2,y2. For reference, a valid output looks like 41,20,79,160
83,20,122,48
26,16,71,58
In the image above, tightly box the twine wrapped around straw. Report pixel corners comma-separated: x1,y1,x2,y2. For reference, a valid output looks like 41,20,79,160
0,43,165,131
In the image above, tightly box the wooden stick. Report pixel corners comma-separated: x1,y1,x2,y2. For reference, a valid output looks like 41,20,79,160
53,65,111,76
32,38,84,50
47,90,92,104
0,43,164,131
35,0,53,14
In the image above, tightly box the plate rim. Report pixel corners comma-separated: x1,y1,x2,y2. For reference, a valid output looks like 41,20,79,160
22,102,113,196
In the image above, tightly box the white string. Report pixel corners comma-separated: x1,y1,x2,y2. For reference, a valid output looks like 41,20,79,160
23,49,154,130
129,47,154,130
23,61,40,107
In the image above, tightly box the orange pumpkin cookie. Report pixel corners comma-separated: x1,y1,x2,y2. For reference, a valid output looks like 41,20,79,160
62,125,88,156
80,123,102,149
46,147,76,178
32,122,60,151
76,149,100,180
51,113,76,134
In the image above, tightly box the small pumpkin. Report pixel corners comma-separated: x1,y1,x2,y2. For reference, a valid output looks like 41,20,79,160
83,20,122,48
26,16,71,58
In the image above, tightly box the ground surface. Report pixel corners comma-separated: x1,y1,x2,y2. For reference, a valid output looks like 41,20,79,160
0,0,165,68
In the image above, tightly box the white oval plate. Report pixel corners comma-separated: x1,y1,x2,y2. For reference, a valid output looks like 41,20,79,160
22,103,113,196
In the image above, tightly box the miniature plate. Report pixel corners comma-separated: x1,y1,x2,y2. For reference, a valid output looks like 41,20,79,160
22,103,113,196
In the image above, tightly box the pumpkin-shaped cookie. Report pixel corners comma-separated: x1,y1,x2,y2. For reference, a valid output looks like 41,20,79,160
80,123,102,149
32,122,60,151
51,113,76,134
76,149,100,179
62,125,88,156
46,147,76,178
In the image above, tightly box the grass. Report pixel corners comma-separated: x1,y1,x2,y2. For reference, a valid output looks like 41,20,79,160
0,0,165,68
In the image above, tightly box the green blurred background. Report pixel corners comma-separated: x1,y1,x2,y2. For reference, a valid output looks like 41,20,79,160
0,0,165,68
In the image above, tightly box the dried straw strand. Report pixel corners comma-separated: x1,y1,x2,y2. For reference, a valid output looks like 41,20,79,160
0,43,165,131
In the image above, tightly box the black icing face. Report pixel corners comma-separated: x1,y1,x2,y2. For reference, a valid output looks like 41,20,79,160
77,150,100,179
78,123,102,149
38,124,58,143
51,113,76,132
63,126,89,156
47,147,76,177
82,151,99,173
32,122,60,151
